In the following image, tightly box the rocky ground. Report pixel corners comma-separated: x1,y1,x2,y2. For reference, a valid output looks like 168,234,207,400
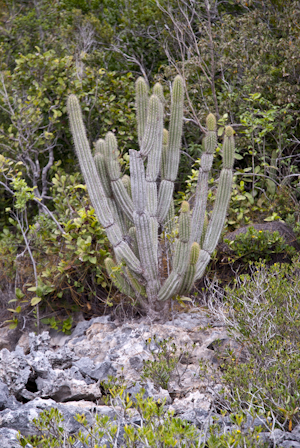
0,309,300,447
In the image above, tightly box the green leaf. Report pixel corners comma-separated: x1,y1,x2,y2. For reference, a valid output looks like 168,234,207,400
234,153,243,160
15,288,25,300
31,297,42,306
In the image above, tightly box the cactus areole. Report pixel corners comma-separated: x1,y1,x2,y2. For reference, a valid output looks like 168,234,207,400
67,76,235,319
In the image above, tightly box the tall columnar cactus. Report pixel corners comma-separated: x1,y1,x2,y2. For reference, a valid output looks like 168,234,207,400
67,76,235,318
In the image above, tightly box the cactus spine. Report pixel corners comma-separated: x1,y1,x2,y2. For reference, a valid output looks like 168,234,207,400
67,77,235,316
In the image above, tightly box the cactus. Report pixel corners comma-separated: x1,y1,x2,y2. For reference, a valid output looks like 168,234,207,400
67,76,235,318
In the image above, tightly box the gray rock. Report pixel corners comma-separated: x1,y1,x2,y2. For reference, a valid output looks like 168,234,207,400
0,427,21,448
176,408,209,428
35,368,101,402
0,397,113,437
0,326,21,352
260,428,285,446
74,357,96,378
70,315,112,340
0,347,31,398
47,345,77,369
289,424,300,442
90,361,117,381
165,312,210,331
29,331,51,353
281,442,300,448
0,381,20,411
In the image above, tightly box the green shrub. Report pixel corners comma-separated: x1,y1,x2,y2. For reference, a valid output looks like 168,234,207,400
141,335,190,391
17,391,266,448
213,260,300,430
224,226,296,264
0,162,112,329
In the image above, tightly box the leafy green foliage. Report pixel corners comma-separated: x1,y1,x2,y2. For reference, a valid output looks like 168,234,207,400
0,162,112,328
141,336,190,390
17,391,267,447
219,260,300,429
224,227,296,264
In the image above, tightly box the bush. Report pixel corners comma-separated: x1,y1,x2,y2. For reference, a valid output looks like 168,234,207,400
210,259,300,431
0,162,112,329
224,226,296,264
17,390,266,448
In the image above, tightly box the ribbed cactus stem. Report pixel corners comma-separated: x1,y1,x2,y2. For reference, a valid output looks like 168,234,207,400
158,201,191,301
67,94,114,229
136,77,149,147
141,95,163,157
178,201,190,244
206,113,216,131
95,138,106,155
203,169,233,254
200,212,208,248
190,113,217,245
153,83,164,106
68,94,142,275
164,199,175,233
158,76,184,224
130,149,147,214
128,226,139,258
157,180,174,224
126,267,147,297
105,132,134,221
195,250,211,281
122,175,131,196
94,152,112,198
202,127,235,254
163,75,184,181
178,242,200,295
223,126,235,169
189,242,200,265
105,258,135,298
161,128,168,186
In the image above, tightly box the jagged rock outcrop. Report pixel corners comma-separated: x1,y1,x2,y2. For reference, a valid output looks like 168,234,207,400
0,311,299,447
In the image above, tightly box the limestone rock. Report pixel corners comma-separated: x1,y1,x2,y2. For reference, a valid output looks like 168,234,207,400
0,427,21,448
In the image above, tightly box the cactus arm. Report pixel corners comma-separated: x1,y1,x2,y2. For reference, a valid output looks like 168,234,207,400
163,75,184,181
67,94,114,229
195,250,211,281
157,76,184,223
125,267,147,297
129,149,147,214
157,180,174,224
203,169,233,254
195,126,235,281
190,113,217,245
202,126,235,254
105,132,134,222
153,82,164,106
136,77,149,147
158,202,191,301
130,149,160,299
95,138,106,155
67,95,142,275
178,242,200,295
128,226,139,258
144,95,163,218
141,95,163,158
105,258,136,298
94,151,112,198
94,148,127,235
